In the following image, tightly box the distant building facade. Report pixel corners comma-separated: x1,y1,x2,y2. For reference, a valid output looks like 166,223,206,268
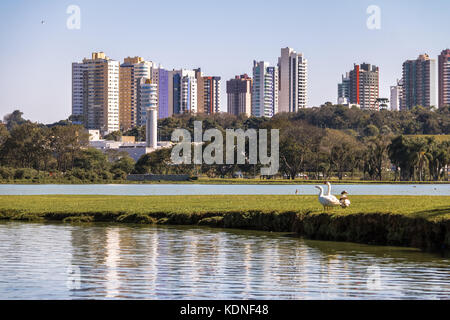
195,69,221,114
226,74,252,116
72,52,120,134
119,57,153,131
390,79,403,111
71,62,86,124
277,47,308,112
152,66,170,119
337,72,350,105
438,49,450,108
252,61,278,117
168,69,198,115
402,54,437,109
349,63,379,110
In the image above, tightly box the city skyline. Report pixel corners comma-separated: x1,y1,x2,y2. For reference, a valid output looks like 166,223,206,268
1,0,450,123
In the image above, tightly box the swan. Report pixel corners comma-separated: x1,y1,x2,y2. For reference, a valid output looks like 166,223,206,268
340,191,351,209
315,186,341,211
325,181,333,196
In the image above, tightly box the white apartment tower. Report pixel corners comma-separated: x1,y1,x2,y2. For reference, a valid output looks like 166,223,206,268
278,47,308,112
75,52,120,134
252,61,278,117
390,79,403,111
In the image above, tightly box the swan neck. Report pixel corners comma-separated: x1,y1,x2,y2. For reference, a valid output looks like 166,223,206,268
317,186,324,197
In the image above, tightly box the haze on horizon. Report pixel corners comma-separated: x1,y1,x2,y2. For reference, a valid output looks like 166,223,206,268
0,0,449,124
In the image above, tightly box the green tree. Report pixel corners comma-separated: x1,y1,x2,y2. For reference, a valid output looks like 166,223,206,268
104,130,122,141
112,156,135,174
320,129,361,180
364,135,391,181
3,110,28,131
50,125,89,171
73,148,109,171
135,148,173,174
363,124,380,137
1,123,50,169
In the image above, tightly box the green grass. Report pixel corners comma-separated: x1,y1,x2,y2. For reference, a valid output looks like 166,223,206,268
0,195,449,221
1,195,449,250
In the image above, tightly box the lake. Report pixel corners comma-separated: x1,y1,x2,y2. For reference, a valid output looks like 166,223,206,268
0,222,449,300
0,184,449,196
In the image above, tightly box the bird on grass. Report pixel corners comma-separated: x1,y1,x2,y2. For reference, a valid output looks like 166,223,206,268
315,185,341,211
339,191,351,209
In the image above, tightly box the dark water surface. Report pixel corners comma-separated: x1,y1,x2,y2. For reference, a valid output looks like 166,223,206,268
0,222,449,300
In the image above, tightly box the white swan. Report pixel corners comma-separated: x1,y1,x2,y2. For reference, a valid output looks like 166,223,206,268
315,186,341,211
325,181,333,196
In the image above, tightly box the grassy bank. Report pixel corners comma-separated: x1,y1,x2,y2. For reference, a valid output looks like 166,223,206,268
1,177,450,185
0,195,449,251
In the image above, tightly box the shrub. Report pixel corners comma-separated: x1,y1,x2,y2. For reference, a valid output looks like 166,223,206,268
13,168,38,180
0,167,15,179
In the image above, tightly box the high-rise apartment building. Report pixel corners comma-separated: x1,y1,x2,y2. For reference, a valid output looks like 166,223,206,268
203,76,221,114
226,74,252,116
168,69,198,115
278,47,308,112
438,49,450,108
195,69,221,114
119,63,133,131
402,54,437,109
71,62,86,124
152,67,170,119
390,79,403,111
337,73,350,105
252,61,278,117
72,52,120,133
119,57,153,131
195,69,205,114
349,63,379,110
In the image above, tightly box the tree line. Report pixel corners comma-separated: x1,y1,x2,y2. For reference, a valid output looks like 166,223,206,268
1,107,449,182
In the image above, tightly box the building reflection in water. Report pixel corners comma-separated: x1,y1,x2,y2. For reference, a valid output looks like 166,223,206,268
105,227,120,298
63,224,450,300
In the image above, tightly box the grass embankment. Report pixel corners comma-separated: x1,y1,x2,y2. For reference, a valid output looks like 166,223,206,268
0,195,449,251
2,177,450,185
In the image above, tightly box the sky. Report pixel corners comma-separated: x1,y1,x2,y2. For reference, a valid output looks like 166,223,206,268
0,0,449,124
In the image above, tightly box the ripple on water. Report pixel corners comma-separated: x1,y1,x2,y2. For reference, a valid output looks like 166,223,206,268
0,222,449,299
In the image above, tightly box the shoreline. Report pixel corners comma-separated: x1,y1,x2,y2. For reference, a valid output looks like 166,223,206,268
1,179,450,185
0,195,449,252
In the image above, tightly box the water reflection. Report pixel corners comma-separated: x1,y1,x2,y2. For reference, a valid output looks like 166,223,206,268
0,222,449,300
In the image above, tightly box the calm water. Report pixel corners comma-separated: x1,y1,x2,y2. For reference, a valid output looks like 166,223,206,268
0,222,449,300
0,184,449,196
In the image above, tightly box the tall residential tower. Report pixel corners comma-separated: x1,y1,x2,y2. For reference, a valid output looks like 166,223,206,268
226,74,252,116
72,52,120,134
252,61,278,117
277,47,308,112
349,63,379,110
438,49,450,108
195,69,221,114
402,54,437,109
119,57,153,131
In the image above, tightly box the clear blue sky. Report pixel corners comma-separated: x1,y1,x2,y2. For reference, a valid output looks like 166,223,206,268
0,0,449,123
